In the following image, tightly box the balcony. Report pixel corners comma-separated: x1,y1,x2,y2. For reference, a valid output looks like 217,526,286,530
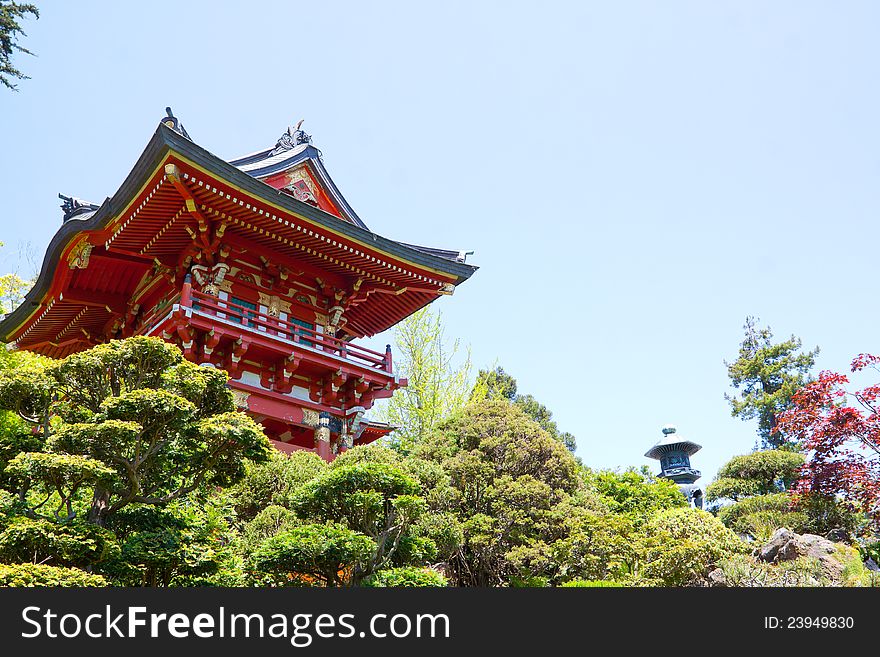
187,288,392,372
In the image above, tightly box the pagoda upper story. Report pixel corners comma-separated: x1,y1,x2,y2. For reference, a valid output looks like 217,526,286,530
0,110,477,459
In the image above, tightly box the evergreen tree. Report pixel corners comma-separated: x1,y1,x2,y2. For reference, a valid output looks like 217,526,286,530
473,366,577,452
0,1,39,91
725,316,818,449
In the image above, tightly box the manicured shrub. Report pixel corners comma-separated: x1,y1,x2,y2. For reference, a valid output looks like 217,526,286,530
363,566,447,587
0,563,107,587
558,579,624,587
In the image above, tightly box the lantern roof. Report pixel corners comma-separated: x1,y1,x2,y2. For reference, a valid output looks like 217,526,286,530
644,425,702,460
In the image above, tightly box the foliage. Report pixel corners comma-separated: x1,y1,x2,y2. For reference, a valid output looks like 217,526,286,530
5,452,115,521
558,579,625,587
718,553,827,587
0,516,119,567
585,467,686,525
102,498,235,587
473,367,576,452
0,1,38,90
725,316,818,448
777,353,880,527
0,562,107,587
249,523,374,587
550,509,638,583
294,462,429,580
362,566,447,587
716,493,810,541
639,507,747,586
708,449,859,540
378,307,474,453
707,450,805,502
0,241,32,313
415,401,583,586
230,450,326,521
0,337,271,525
238,505,301,558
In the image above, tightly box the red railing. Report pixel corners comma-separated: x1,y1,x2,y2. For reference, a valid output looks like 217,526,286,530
187,289,392,373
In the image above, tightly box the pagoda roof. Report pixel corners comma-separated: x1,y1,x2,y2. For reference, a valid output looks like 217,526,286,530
0,117,477,350
227,125,371,231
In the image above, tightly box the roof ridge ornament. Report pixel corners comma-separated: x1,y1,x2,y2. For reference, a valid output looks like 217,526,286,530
270,119,312,155
161,106,191,139
58,193,100,223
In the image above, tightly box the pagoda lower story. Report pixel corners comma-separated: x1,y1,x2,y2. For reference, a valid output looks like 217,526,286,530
0,113,477,460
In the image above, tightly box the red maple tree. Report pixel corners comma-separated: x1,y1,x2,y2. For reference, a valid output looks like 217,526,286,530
776,354,880,522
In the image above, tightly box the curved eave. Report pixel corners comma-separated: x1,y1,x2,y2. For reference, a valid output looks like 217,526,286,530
0,123,478,343
644,441,702,460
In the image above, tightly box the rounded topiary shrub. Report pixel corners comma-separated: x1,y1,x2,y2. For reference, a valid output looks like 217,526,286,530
363,567,448,587
559,579,625,587
0,563,108,587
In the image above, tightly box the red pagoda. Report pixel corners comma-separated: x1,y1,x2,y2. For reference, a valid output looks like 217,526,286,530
0,109,477,460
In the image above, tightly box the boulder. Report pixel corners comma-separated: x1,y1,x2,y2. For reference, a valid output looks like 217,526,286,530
707,568,727,587
754,528,861,582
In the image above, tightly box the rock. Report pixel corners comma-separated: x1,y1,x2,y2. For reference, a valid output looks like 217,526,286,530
756,528,799,563
825,528,849,543
754,528,862,583
707,568,727,587
865,557,880,572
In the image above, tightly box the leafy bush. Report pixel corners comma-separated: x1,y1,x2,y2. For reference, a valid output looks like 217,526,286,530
558,579,625,587
707,451,805,507
238,505,301,558
641,508,747,586
717,493,809,540
0,563,107,587
249,523,375,587
712,450,805,495
0,517,119,567
585,468,686,526
231,451,327,521
363,566,447,587
718,553,826,587
102,501,233,587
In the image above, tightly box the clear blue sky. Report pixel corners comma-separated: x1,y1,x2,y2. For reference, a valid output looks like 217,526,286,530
3,1,879,484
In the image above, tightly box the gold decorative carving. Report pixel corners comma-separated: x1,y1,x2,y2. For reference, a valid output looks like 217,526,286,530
285,168,318,205
258,292,292,317
67,241,93,269
302,409,320,427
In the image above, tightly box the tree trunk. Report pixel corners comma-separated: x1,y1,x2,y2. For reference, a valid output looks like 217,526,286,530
88,486,112,526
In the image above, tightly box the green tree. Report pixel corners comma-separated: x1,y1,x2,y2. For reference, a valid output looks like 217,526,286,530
0,337,271,525
102,498,236,587
249,523,374,587
474,367,577,452
378,307,474,453
0,562,107,587
229,450,327,521
585,467,687,526
0,2,38,91
707,450,804,502
707,450,858,540
362,566,447,587
293,462,432,581
416,400,582,586
725,317,818,448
